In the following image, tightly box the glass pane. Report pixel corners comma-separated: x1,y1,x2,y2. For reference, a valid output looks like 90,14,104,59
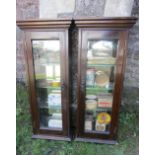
84,40,118,133
32,40,62,130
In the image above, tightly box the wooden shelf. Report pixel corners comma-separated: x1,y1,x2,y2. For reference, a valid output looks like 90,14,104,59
86,108,112,113
87,64,115,68
86,86,113,94
35,76,60,80
37,86,61,90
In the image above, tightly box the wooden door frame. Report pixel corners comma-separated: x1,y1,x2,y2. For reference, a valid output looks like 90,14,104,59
74,17,136,144
76,28,128,143
17,19,72,141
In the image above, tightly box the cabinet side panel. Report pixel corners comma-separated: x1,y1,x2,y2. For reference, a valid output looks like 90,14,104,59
24,32,40,134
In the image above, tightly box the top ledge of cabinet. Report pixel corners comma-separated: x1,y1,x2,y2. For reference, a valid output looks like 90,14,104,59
16,17,137,30
16,18,72,29
74,17,137,29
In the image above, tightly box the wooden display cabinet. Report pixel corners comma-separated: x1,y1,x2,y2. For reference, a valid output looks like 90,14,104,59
17,17,137,143
17,19,72,141
75,17,137,144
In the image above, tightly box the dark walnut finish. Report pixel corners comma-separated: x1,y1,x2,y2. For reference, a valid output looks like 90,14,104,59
17,19,72,141
75,17,137,144
74,17,137,28
17,17,137,143
17,19,71,29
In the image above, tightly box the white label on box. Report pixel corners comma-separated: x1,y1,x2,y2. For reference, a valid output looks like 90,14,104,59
48,119,62,129
48,94,61,106
85,120,92,131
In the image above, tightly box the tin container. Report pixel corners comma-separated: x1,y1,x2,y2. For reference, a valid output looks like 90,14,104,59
86,100,97,110
95,121,106,131
97,112,111,124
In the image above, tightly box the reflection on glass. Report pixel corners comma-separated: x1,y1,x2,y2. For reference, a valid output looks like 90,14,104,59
84,40,118,133
32,40,62,130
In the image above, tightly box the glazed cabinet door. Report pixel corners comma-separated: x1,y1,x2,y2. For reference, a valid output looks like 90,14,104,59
25,30,70,140
76,29,128,143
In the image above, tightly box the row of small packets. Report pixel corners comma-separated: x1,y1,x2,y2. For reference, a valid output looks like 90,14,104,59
85,94,113,110
85,112,111,132
47,94,62,128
